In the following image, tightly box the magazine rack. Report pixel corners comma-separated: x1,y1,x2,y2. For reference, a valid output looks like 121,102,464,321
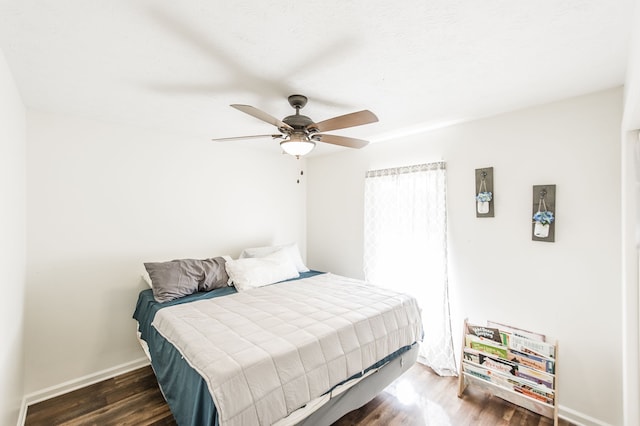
457,319,559,426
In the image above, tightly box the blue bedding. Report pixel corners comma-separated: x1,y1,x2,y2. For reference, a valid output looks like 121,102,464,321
133,271,414,425
133,271,323,425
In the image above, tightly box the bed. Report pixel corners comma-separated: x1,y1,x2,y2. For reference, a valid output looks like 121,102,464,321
133,247,422,426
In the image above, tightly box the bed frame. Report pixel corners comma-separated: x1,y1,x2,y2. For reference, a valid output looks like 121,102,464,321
136,330,417,425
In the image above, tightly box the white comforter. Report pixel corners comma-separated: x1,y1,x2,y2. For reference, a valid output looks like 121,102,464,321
152,273,422,426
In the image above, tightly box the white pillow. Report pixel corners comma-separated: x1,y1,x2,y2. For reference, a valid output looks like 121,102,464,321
226,249,299,292
142,271,153,288
239,242,310,273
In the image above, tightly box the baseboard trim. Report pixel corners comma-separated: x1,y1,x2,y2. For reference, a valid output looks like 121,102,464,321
559,405,613,426
22,357,150,410
16,396,28,426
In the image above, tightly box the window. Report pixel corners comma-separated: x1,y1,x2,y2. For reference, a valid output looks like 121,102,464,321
364,162,456,375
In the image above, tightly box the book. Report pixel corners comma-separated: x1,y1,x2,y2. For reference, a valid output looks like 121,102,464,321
509,334,555,359
463,347,481,364
465,334,508,359
463,363,511,388
464,347,553,388
463,358,555,403
508,349,555,374
463,363,491,381
461,320,557,414
515,364,554,389
463,347,517,375
467,323,503,343
487,321,546,342
514,384,554,404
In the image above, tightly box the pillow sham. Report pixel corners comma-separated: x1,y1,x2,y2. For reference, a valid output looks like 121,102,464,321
239,242,310,273
226,249,299,292
144,256,229,303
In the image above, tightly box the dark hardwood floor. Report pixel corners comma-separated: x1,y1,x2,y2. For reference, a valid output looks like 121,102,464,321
25,363,573,426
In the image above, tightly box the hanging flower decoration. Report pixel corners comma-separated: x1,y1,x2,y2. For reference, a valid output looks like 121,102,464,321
476,191,493,202
533,210,554,225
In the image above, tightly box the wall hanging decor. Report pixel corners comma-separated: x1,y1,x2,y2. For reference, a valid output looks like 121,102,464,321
532,184,556,242
475,167,494,217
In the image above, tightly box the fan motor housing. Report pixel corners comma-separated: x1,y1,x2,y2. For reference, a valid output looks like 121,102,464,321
284,94,313,131
283,114,313,130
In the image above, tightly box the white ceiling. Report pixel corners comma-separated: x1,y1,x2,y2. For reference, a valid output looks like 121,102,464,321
0,0,636,156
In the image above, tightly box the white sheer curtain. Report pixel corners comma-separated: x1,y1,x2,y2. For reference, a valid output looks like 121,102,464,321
363,162,457,376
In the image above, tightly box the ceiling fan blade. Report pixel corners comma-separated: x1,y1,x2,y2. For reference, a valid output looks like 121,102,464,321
212,134,283,142
231,104,294,131
314,134,369,149
308,110,378,132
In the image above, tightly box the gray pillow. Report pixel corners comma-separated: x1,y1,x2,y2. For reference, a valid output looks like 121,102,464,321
197,257,229,292
144,257,229,303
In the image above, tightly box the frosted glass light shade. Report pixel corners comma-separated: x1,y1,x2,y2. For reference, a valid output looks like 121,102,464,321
280,139,315,157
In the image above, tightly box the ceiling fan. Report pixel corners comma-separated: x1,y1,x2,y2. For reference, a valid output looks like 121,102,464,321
212,95,378,158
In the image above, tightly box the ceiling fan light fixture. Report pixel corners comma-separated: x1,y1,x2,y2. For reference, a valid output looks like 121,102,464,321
216,95,376,155
280,136,315,157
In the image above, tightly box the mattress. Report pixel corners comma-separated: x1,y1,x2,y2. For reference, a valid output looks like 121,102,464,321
134,271,422,425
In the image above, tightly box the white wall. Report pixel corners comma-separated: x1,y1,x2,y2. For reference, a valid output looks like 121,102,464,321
24,111,307,395
307,88,623,426
0,50,26,425
621,3,640,426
